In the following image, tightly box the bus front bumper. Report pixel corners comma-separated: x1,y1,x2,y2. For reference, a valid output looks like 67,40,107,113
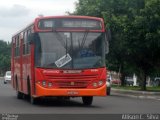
35,84,106,97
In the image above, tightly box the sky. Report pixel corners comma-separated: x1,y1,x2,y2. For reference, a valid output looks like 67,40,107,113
0,0,78,42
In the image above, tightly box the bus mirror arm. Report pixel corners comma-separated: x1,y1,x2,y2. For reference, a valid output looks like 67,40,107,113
106,29,111,41
105,29,111,54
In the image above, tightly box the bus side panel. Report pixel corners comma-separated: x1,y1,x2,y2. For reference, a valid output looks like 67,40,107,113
30,44,35,96
22,55,27,94
22,55,31,94
14,57,21,91
20,39,23,92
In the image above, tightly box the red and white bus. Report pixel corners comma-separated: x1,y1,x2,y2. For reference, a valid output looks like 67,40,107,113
11,16,109,105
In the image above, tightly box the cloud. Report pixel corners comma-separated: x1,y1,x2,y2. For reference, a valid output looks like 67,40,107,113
0,0,77,42
0,4,30,17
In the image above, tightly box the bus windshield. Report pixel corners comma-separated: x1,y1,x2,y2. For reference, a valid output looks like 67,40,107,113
34,32,105,69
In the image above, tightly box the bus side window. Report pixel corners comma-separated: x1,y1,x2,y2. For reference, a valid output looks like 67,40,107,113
23,29,31,55
14,37,17,57
18,35,20,56
27,29,31,54
23,31,27,55
15,36,20,57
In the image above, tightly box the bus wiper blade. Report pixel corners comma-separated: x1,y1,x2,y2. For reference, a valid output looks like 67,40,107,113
65,37,68,56
79,29,89,50
52,28,66,50
52,28,70,58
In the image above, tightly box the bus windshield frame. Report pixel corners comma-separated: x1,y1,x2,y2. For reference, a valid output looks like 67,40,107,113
34,31,106,69
33,17,106,70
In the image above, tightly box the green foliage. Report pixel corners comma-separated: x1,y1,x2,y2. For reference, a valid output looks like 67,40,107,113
74,0,160,90
112,85,160,92
0,40,11,76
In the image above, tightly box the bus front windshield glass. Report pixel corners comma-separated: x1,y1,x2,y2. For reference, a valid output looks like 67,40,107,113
35,32,105,69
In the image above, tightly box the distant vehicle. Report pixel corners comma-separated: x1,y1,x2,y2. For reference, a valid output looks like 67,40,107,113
125,77,134,86
107,71,121,85
111,79,121,85
4,71,11,84
153,77,160,86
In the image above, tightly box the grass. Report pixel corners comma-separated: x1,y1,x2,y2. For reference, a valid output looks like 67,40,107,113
147,86,160,92
112,84,160,92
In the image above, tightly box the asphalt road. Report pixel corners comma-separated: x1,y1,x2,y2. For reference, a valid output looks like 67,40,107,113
0,78,160,114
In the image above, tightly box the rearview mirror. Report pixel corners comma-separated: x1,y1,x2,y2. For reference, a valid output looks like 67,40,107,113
28,33,35,44
105,29,111,54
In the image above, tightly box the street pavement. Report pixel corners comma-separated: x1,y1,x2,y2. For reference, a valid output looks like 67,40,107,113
112,88,160,101
0,78,160,114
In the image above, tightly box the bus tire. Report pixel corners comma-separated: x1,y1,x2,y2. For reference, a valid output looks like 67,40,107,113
15,76,18,91
82,96,93,106
15,77,23,99
30,97,38,105
17,91,23,99
27,77,31,96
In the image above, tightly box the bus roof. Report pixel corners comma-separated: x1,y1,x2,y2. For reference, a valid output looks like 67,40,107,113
12,15,105,38
35,15,103,21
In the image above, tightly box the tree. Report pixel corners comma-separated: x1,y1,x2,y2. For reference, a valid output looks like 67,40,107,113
125,0,160,90
73,0,160,90
73,0,145,85
0,40,11,76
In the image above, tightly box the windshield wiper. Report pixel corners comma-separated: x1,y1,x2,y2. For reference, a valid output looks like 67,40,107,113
80,29,89,49
52,29,70,59
52,29,66,49
65,37,68,56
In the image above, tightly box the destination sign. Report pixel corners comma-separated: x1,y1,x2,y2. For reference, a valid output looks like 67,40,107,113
38,18,102,30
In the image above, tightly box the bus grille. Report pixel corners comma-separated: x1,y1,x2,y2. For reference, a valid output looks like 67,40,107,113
45,74,98,88
45,74,98,80
55,80,89,88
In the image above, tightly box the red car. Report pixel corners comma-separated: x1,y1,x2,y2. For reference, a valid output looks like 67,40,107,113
111,79,121,85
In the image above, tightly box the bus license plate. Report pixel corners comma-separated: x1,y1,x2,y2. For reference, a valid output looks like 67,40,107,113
67,91,79,95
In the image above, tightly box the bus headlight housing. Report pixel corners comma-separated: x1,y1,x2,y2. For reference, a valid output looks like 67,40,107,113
42,81,46,86
98,80,103,86
48,82,53,87
93,82,98,87
92,80,104,88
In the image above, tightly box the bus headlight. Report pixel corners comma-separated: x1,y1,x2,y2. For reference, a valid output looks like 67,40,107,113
93,82,98,87
98,80,103,86
42,81,46,86
48,82,52,87
37,81,41,84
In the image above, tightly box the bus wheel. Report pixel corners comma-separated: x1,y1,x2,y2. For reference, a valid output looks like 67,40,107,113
30,97,38,105
15,78,23,99
82,96,93,106
17,91,23,99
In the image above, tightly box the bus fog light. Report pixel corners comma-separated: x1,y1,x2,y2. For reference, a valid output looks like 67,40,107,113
93,82,98,87
98,80,103,86
37,81,41,84
42,81,46,86
48,82,52,87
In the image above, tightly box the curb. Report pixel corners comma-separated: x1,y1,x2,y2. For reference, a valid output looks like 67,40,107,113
111,88,160,101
